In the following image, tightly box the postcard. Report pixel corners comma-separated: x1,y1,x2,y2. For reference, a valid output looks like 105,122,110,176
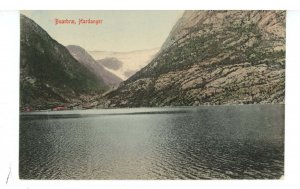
19,10,285,180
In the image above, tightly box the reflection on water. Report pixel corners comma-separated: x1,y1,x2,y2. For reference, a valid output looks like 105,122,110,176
20,105,284,179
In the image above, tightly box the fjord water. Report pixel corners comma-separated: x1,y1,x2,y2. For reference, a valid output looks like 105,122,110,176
20,105,284,179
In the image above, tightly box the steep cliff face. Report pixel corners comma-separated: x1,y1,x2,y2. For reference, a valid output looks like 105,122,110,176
67,45,122,87
20,15,108,110
104,11,285,107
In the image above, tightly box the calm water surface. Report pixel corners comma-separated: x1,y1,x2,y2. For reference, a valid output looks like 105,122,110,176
20,105,284,179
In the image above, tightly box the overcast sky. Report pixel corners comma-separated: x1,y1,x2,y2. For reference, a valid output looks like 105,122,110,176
21,10,183,52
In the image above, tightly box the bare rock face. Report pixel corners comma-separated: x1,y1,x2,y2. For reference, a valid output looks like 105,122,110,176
104,10,285,107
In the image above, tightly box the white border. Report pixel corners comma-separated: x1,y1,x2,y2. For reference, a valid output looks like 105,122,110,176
0,10,19,189
285,10,300,181
1,0,300,188
0,0,300,10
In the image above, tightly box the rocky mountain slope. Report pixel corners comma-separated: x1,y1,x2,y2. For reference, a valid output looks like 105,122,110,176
67,45,122,87
89,48,159,80
103,11,285,107
20,15,108,111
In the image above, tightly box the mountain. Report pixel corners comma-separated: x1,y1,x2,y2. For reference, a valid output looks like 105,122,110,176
89,48,159,80
20,14,108,111
97,57,123,70
66,45,122,87
103,10,285,108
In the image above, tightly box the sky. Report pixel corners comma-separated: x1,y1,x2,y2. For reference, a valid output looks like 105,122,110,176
21,10,183,52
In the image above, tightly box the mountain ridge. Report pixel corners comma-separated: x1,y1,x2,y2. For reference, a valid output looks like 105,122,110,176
20,14,108,111
67,45,122,87
103,10,285,108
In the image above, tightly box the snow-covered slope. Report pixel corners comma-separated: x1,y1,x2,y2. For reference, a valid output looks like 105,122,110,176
89,48,159,80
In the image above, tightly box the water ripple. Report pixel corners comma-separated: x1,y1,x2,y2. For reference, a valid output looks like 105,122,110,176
20,105,284,179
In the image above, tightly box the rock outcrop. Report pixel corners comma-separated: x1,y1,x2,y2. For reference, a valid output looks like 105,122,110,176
104,11,285,107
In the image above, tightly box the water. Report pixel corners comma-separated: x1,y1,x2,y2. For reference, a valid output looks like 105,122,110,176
19,105,284,179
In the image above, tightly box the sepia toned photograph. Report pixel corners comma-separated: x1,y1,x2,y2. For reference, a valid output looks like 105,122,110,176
19,10,285,179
